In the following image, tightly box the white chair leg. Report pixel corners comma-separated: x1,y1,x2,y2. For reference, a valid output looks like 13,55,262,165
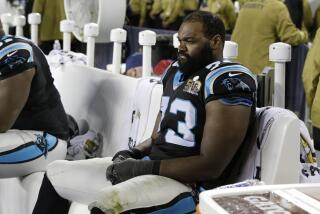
139,30,156,77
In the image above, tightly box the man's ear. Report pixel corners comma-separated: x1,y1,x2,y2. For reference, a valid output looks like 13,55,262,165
210,34,223,50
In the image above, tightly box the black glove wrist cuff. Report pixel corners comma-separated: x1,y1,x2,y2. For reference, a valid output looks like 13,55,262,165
130,148,145,159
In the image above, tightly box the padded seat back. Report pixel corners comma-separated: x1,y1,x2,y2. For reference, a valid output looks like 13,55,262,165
52,63,162,156
238,107,300,184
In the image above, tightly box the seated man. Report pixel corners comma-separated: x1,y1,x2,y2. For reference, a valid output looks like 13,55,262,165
124,52,143,78
33,11,257,214
0,19,70,178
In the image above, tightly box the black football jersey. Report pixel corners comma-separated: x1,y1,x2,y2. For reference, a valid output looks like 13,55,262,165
149,60,257,160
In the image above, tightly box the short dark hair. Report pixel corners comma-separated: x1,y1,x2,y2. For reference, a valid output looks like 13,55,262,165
182,11,225,43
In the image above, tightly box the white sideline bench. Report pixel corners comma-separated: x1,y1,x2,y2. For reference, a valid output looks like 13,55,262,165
238,107,300,185
0,63,163,214
52,63,163,156
54,64,164,214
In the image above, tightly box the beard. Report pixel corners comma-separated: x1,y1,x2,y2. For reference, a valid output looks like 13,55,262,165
177,45,215,75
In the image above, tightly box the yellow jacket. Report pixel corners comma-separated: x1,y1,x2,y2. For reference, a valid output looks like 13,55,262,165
150,0,198,25
202,0,236,31
240,0,312,30
303,28,320,128
231,0,308,74
184,0,199,11
129,0,142,14
162,0,184,24
150,0,163,16
239,0,250,8
303,0,313,30
315,7,320,29
32,0,65,42
129,0,149,26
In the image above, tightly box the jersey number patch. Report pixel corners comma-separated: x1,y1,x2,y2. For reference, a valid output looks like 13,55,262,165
161,96,196,147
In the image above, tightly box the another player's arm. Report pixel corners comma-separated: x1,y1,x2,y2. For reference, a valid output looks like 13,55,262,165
0,43,36,132
159,101,251,183
0,68,35,132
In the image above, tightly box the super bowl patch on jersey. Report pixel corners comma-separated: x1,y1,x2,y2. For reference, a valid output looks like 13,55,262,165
183,76,201,95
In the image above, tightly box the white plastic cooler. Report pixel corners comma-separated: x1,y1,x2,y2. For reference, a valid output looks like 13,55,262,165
199,184,320,214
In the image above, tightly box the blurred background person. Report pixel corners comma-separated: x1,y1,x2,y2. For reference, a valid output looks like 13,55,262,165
149,0,198,30
314,6,320,34
231,0,308,74
153,58,172,76
32,0,65,54
124,52,172,78
124,52,143,78
303,27,320,152
302,0,313,31
283,0,312,33
200,0,237,33
126,0,155,27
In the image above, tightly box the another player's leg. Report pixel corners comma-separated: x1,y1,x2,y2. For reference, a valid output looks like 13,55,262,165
0,130,67,178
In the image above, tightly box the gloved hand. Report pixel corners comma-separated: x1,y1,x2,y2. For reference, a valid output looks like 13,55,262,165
112,148,144,163
106,158,160,185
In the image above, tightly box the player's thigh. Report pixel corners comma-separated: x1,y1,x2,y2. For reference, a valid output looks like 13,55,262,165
0,130,67,178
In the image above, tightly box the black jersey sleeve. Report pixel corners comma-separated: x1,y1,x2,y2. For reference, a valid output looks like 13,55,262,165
0,41,35,80
204,64,257,107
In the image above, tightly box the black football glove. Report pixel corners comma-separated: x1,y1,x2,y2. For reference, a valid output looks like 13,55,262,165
112,148,144,163
106,158,160,185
